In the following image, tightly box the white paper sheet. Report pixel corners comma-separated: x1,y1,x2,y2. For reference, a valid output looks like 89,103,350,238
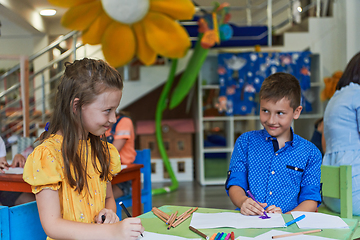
291,211,349,229
249,230,336,240
2,167,24,174
136,231,201,240
235,236,254,240
190,212,285,229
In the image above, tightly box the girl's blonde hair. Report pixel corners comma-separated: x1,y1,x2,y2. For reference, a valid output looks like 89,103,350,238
39,58,123,193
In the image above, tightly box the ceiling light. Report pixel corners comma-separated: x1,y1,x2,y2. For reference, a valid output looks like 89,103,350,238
297,7,303,12
40,9,57,16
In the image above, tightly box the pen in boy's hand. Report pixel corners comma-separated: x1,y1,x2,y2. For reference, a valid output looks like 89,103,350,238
119,201,144,237
246,190,270,219
101,215,106,223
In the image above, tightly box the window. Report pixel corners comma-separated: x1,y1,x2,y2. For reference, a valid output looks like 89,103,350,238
151,162,156,173
178,161,185,173
177,140,184,151
148,141,155,151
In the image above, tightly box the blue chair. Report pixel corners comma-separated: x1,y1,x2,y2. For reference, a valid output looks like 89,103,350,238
115,149,152,219
8,201,46,240
0,205,10,239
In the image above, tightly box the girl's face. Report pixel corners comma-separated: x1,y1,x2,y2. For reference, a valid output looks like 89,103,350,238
81,89,122,137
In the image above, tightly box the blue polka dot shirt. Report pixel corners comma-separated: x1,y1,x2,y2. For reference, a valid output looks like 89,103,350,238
226,128,322,213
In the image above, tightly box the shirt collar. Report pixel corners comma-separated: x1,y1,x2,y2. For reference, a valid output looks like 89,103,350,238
262,127,295,147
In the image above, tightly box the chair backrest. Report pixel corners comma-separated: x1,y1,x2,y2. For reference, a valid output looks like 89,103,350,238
8,201,46,239
321,165,352,218
134,149,151,194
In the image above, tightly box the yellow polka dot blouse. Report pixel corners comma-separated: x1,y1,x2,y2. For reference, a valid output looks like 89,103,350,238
23,134,121,225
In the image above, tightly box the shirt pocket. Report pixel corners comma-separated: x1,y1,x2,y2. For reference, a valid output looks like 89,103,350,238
285,165,304,185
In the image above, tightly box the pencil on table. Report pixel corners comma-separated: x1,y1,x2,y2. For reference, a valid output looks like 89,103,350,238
166,213,175,225
152,207,170,219
152,211,167,223
271,229,322,239
177,207,193,219
189,226,209,240
172,207,198,228
167,211,178,229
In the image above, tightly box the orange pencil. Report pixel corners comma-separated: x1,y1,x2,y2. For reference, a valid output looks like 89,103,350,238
210,233,217,240
152,211,167,223
167,211,178,229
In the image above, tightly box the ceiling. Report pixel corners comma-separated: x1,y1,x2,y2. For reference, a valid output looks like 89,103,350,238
0,0,253,37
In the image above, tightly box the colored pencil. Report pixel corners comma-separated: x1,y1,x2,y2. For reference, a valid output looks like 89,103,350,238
177,208,193,219
189,226,209,239
214,233,221,240
209,233,217,240
167,211,178,229
224,233,231,240
152,210,167,223
166,213,175,225
152,207,170,219
271,229,323,239
230,232,235,240
172,207,198,228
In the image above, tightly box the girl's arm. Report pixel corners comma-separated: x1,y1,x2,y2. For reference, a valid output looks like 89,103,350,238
94,182,119,224
286,200,318,214
36,188,143,239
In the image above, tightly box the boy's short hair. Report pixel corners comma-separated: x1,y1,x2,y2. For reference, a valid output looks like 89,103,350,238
259,72,301,110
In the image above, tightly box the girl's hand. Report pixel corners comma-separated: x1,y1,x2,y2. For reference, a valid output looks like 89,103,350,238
266,205,282,214
240,197,268,216
95,208,119,224
112,218,144,239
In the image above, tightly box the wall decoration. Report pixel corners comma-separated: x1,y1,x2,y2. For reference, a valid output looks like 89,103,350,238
217,51,313,116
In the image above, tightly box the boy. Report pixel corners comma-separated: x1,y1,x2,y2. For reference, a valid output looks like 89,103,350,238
225,72,322,215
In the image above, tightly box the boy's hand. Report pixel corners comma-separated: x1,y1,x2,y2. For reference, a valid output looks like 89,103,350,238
113,218,144,239
241,198,268,216
95,208,119,224
266,205,282,214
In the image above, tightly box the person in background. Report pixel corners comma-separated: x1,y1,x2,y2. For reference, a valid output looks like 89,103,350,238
226,72,322,215
322,51,360,215
105,111,136,199
23,58,144,239
0,136,35,206
310,117,324,156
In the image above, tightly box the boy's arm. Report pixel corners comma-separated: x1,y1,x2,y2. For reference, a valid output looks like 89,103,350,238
286,200,318,214
229,185,267,215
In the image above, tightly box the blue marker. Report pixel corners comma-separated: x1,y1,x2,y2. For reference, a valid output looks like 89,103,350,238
214,232,221,240
284,214,305,227
217,232,224,240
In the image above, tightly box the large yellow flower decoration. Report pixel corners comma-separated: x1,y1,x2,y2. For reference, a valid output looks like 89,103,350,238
49,0,195,67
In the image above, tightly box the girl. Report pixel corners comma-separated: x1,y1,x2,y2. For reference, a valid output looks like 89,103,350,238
322,51,360,215
23,58,144,239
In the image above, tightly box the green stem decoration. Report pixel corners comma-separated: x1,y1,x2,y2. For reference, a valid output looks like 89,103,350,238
152,59,179,195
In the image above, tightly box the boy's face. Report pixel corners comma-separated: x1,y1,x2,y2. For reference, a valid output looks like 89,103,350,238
259,97,302,141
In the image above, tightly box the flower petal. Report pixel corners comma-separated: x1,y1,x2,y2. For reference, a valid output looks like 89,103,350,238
82,11,113,45
143,12,191,59
48,0,94,8
150,0,195,20
102,22,136,68
133,23,156,65
61,0,102,30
